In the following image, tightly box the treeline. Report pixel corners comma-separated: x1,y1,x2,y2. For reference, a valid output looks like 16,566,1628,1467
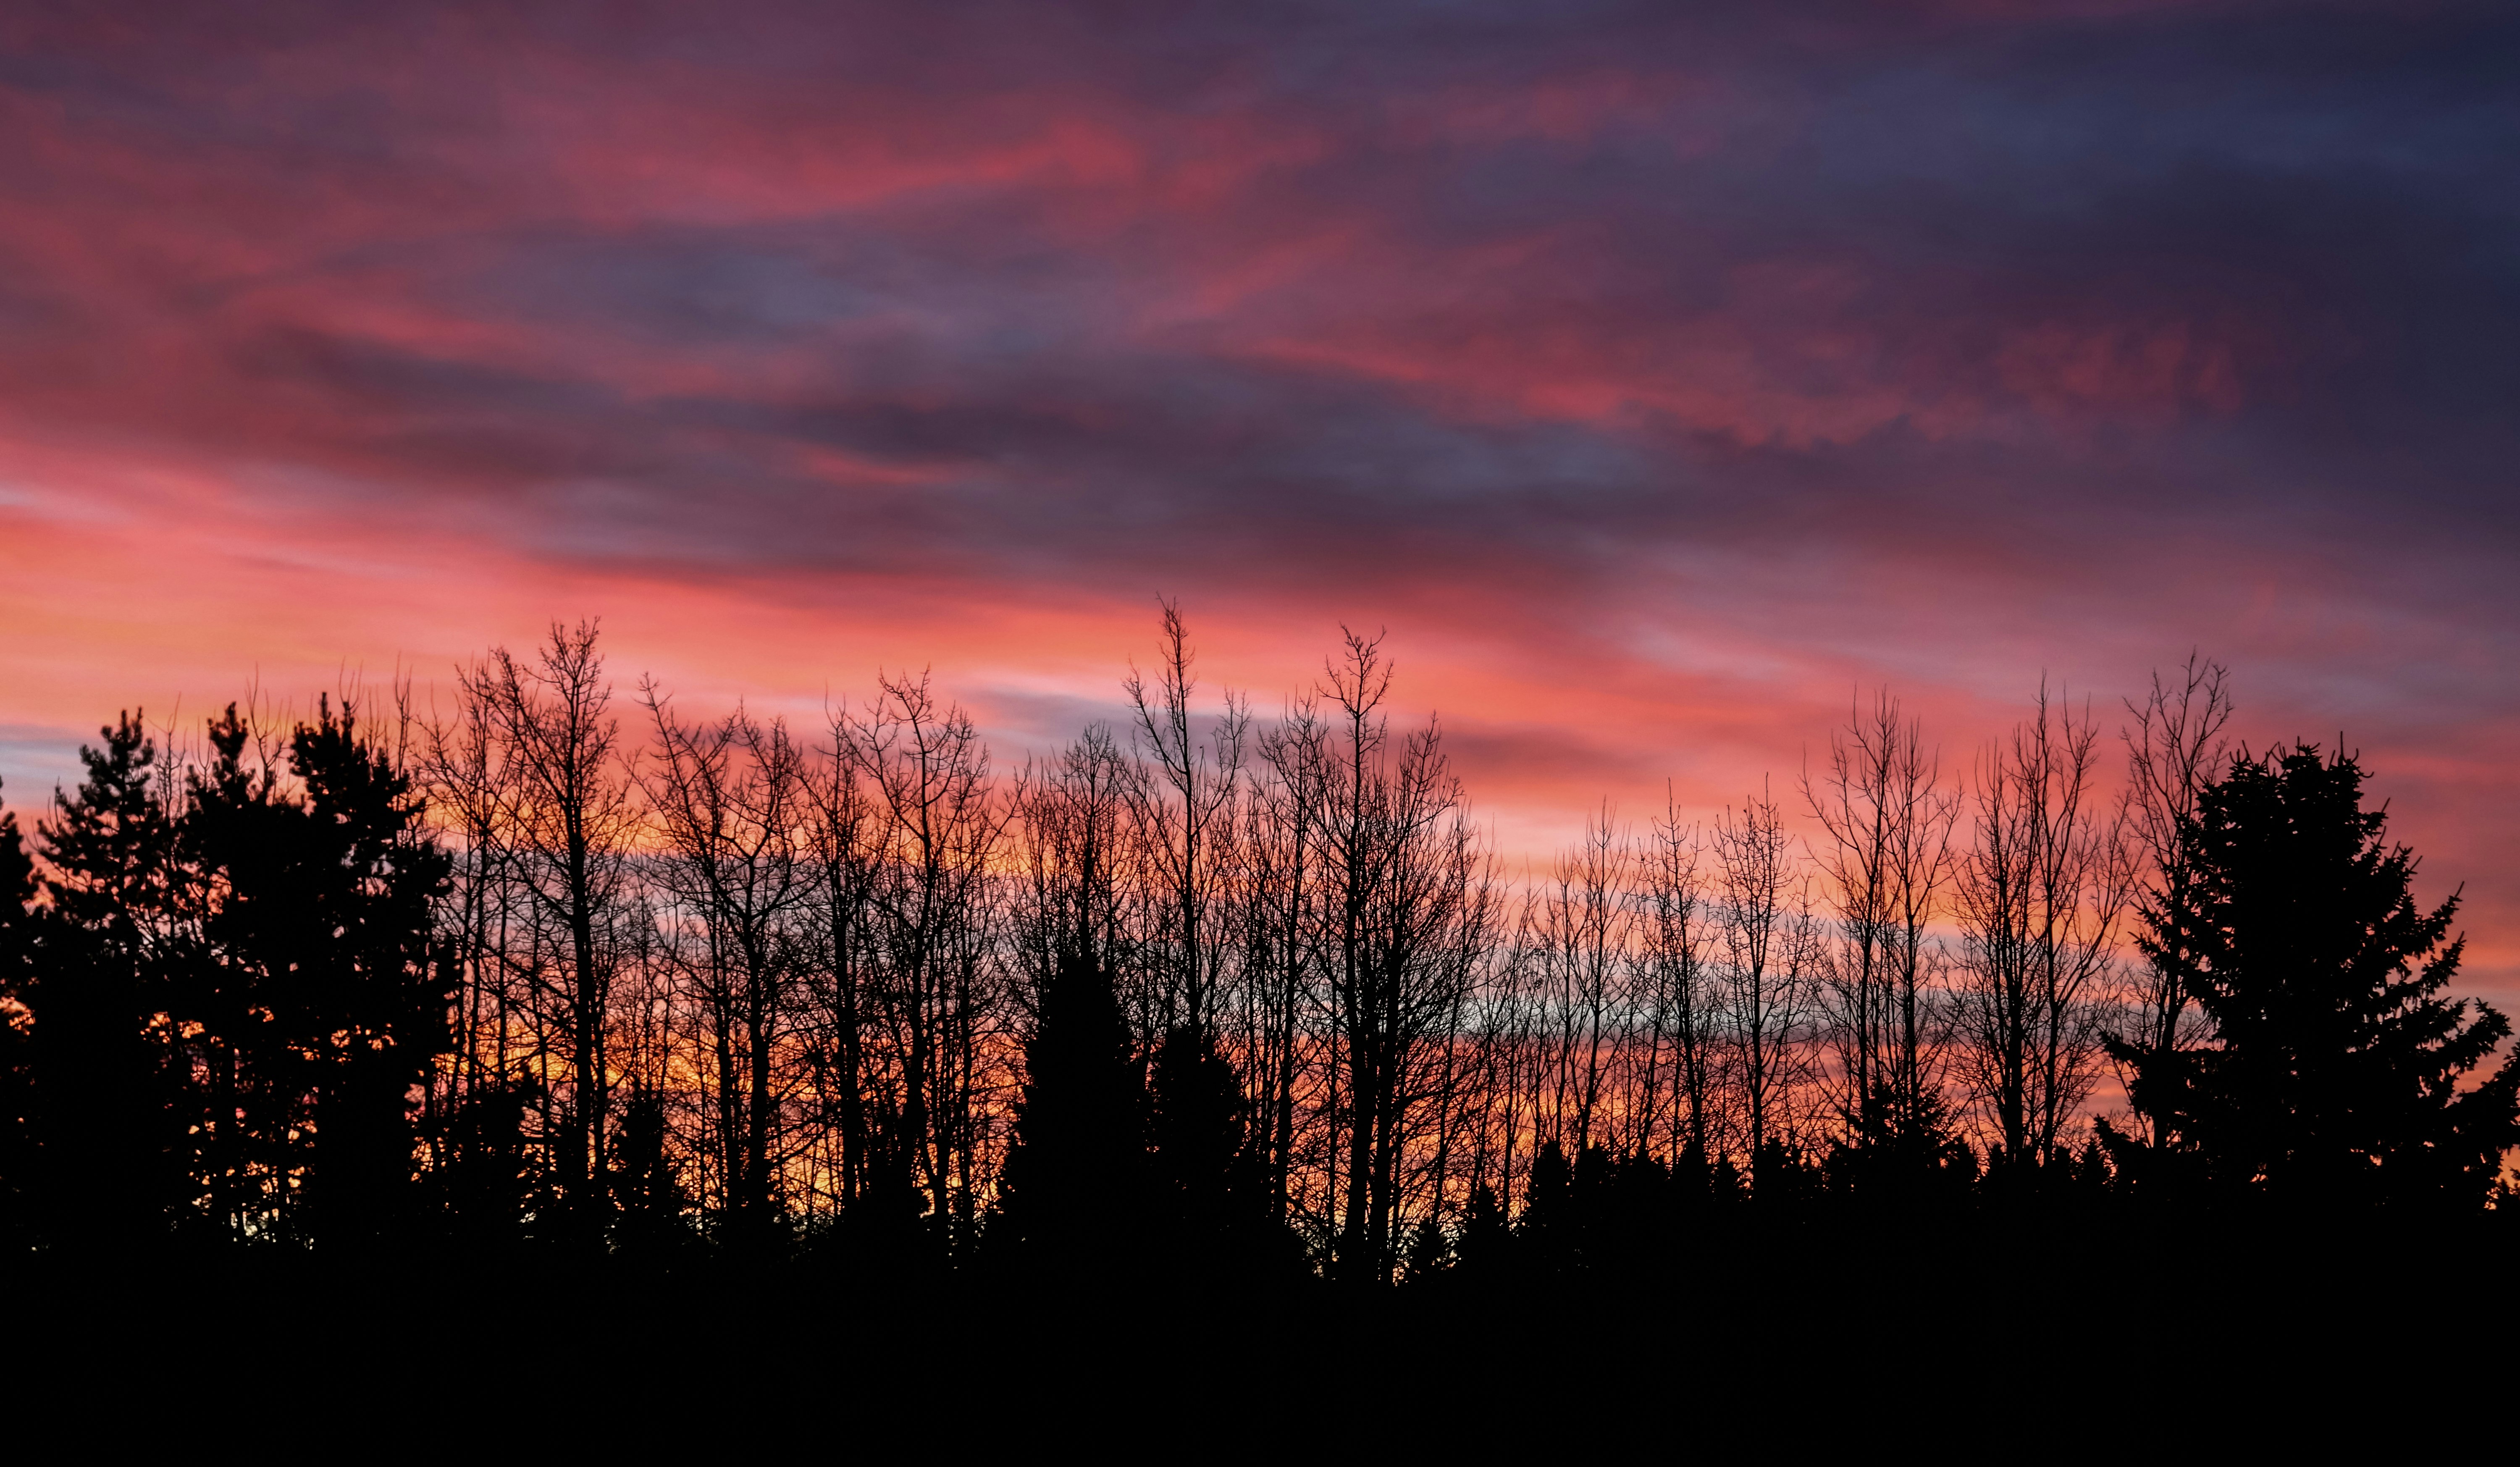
2,611,2514,1281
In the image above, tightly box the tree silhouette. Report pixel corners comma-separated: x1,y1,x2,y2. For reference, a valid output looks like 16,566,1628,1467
2112,744,2520,1209
0,781,41,1248
10,645,2517,1316
995,951,1147,1270
22,714,192,1252
280,703,456,1246
1148,1022,1257,1266
611,1082,690,1257
173,702,453,1247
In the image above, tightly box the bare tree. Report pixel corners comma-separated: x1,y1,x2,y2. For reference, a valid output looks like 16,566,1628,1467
1316,630,1496,1283
1640,790,1718,1172
640,689,814,1247
1953,683,2135,1171
1008,725,1147,1014
1527,809,1633,1158
2112,654,2233,1147
1712,782,1822,1185
419,664,521,1167
461,622,640,1238
803,735,883,1213
837,671,1009,1242
1803,689,1961,1155
382,624,2243,1268
1239,698,1329,1228
1124,601,1249,1039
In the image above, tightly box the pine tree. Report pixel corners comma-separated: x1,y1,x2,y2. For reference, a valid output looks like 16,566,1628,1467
611,1083,690,1257
1455,1181,1513,1276
174,702,454,1246
0,781,41,1246
1148,1023,1252,1258
283,701,456,1246
2115,744,2520,1209
994,952,1147,1268
1518,1140,1577,1272
26,714,192,1250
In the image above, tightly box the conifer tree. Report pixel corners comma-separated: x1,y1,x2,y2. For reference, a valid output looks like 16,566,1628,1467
611,1084,689,1256
2114,744,2520,1208
1148,1023,1255,1262
180,701,454,1245
995,952,1147,1267
27,714,192,1249
0,782,39,1246
282,702,456,1244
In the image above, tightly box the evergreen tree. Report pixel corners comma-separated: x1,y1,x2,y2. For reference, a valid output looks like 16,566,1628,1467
0,781,40,1246
1824,1079,1974,1208
994,952,1147,1267
2,702,456,1252
1455,1181,1512,1276
178,703,305,1239
178,701,453,1246
25,714,193,1250
1517,1140,1579,1271
282,702,457,1245
2112,744,2520,1209
423,1076,540,1254
1148,1022,1253,1259
612,1083,690,1257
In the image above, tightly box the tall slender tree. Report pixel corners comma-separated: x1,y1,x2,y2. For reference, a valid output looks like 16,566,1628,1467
2112,655,2234,1150
1714,782,1820,1188
1803,690,1961,1178
464,622,640,1242
1954,684,2131,1173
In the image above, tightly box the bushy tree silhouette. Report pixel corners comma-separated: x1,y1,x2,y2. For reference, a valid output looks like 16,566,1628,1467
1455,1181,1512,1275
612,1083,690,1257
182,702,454,1247
22,714,192,1251
424,1076,540,1252
0,781,40,1247
2110,744,2520,1208
0,705,452,1253
1507,1140,1737,1279
995,952,1147,1270
1148,1023,1254,1259
1824,1080,1976,1206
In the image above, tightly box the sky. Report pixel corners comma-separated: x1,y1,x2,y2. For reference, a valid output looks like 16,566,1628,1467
1,2,2515,1000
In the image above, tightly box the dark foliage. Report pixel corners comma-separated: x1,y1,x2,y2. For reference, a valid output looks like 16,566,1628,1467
994,952,1150,1270
2106,744,2520,1210
0,782,40,1248
15,714,193,1252
1,704,452,1254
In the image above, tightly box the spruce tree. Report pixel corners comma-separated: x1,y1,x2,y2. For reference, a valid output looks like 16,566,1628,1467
1148,1023,1251,1254
611,1084,690,1257
2116,744,2520,1209
995,951,1147,1268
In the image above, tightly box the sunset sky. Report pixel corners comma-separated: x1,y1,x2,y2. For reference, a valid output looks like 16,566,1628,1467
2,3,2513,1002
